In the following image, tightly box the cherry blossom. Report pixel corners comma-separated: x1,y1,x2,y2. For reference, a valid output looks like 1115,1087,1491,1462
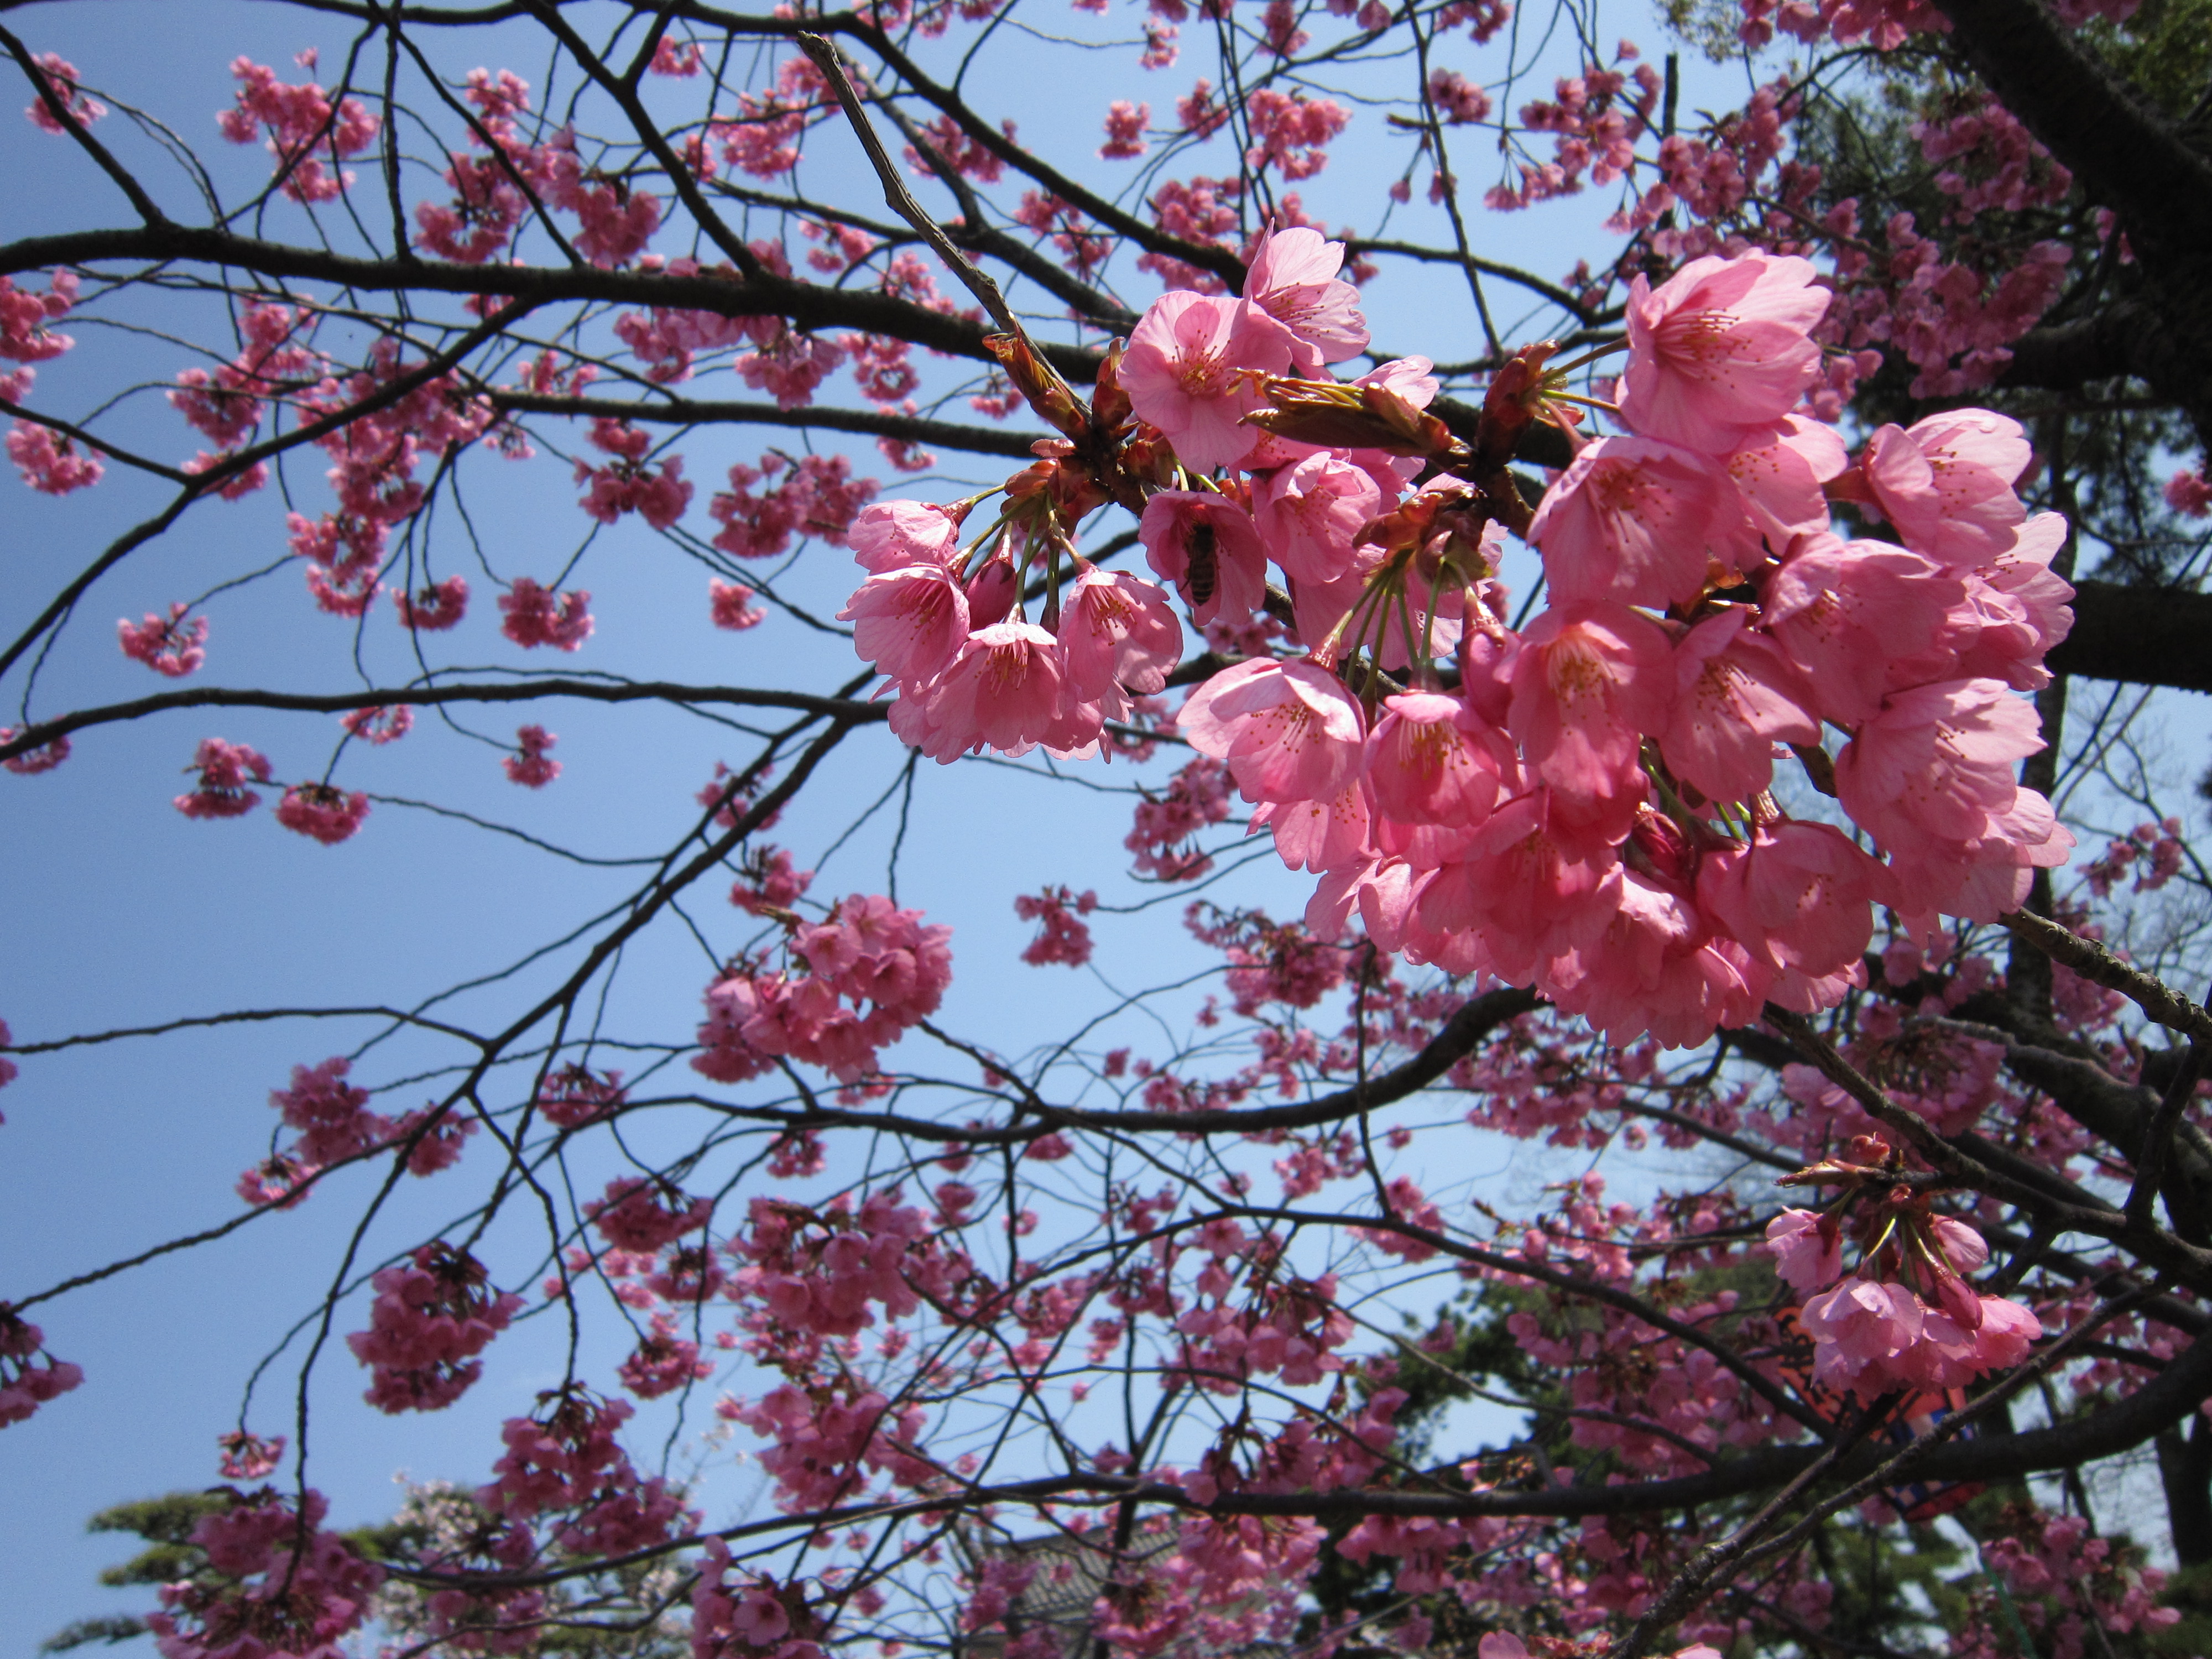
23,53,106,133
275,781,371,845
712,579,768,630
395,575,469,631
341,705,413,745
218,53,380,203
1016,886,1099,967
8,421,103,494
175,738,273,819
1618,253,1827,452
1120,293,1295,473
499,577,594,650
347,1242,522,1412
503,724,561,787
117,604,208,677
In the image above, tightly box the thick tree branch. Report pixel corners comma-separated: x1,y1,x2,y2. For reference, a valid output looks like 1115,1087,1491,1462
490,391,1046,456
1927,0,2212,248
0,226,1113,380
0,680,889,766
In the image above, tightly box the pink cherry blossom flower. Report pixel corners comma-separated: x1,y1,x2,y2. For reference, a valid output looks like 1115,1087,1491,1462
848,500,966,573
1902,1291,2041,1390
1099,100,1150,159
1800,1274,1924,1399
1695,820,1890,1003
23,53,106,134
1727,414,1849,548
576,434,693,529
1764,1208,1843,1291
340,706,412,745
218,55,380,203
8,421,103,494
1180,658,1366,805
1138,490,1270,628
842,565,971,687
0,1304,84,1428
1364,692,1515,829
711,578,767,631
395,575,468,631
1416,790,1626,983
499,577,593,650
1618,253,1828,453
587,1177,714,1251
1242,225,1369,369
1529,435,1762,609
1507,603,1674,834
346,1242,520,1412
268,1055,394,1166
618,1313,711,1399
1119,291,1293,473
1834,676,2045,850
1057,566,1183,702
1255,778,1376,876
216,1430,285,1481
1952,512,2074,691
175,737,273,820
1540,869,1768,1050
914,623,1067,760
1660,606,1820,804
0,729,70,775
1857,409,2030,566
0,269,77,363
1759,536,1968,726
1252,451,1387,585
1015,887,1099,967
1930,1214,1990,1275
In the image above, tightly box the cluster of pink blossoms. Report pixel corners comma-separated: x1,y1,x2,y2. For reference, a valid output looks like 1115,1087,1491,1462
147,1486,385,1659
1015,885,1100,966
861,236,2074,1052
118,603,208,677
481,1387,695,1555
693,1539,827,1659
1,269,88,494
217,51,380,204
0,1304,83,1429
504,723,561,787
693,892,953,1083
1766,1136,2039,1400
838,498,1185,763
346,1241,523,1413
175,738,272,820
173,739,383,848
242,1056,472,1202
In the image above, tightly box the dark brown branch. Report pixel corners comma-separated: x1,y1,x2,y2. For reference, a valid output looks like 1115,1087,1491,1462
2001,910,2212,1045
0,680,889,766
409,1321,2212,1594
2048,581,2212,696
0,225,1112,380
1343,238,1604,322
490,390,1046,457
